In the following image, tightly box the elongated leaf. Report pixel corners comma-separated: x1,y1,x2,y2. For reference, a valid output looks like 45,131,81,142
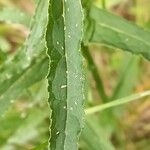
0,79,49,148
26,0,48,58
88,6,150,61
1,107,48,150
81,116,115,150
0,56,48,116
46,0,85,149
0,0,48,117
86,90,150,114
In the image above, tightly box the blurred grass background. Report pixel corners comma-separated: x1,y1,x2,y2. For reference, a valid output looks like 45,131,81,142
0,0,149,149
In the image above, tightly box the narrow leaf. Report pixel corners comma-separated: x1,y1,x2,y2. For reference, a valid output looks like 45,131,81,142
86,90,150,114
0,56,48,116
46,0,85,149
0,108,48,150
89,6,150,61
0,0,48,116
81,116,115,150
26,0,48,58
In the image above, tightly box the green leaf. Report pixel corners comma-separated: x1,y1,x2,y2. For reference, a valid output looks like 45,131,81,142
46,0,85,149
88,6,150,61
81,116,115,150
0,107,48,150
0,79,49,148
0,55,48,116
0,0,48,117
26,0,48,58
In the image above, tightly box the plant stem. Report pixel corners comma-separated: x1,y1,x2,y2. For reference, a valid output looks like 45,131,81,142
86,90,150,114
82,44,108,102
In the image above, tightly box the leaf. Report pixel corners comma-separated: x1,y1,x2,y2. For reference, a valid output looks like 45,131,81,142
0,107,48,150
46,0,85,149
88,6,150,61
81,116,115,150
0,7,31,26
0,55,48,116
0,79,49,148
0,0,48,117
26,0,48,58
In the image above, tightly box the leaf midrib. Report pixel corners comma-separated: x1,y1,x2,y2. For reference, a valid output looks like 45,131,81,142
0,56,46,100
97,22,150,47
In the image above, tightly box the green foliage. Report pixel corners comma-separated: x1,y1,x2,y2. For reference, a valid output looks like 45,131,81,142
0,0,150,150
46,0,85,149
0,0,48,116
81,116,115,150
88,6,150,60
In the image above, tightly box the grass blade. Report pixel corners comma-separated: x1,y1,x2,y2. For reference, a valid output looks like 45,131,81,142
86,90,150,114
